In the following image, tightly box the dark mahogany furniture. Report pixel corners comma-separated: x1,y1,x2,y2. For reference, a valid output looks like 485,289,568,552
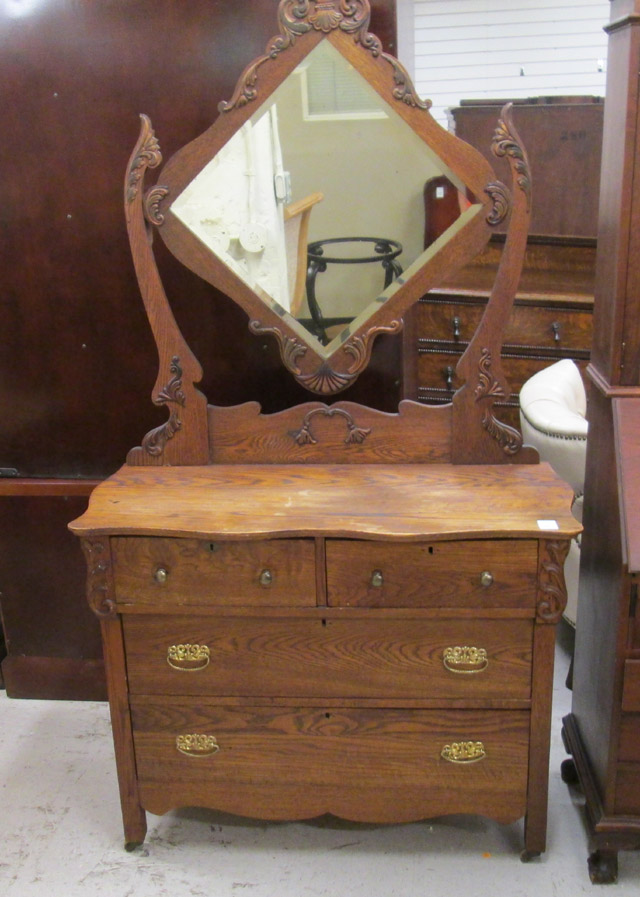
561,0,640,883
70,0,578,857
404,97,602,429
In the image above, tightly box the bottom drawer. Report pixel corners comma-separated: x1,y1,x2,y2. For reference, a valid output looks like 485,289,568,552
130,699,529,824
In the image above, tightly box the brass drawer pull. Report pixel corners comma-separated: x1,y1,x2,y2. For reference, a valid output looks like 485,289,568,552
176,734,219,757
259,569,273,587
154,566,169,584
441,741,486,764
167,644,211,672
371,570,384,588
480,571,493,587
443,646,488,674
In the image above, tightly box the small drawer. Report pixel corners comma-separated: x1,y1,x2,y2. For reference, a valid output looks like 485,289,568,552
504,305,592,352
111,537,316,608
326,539,538,610
130,700,530,823
123,615,533,700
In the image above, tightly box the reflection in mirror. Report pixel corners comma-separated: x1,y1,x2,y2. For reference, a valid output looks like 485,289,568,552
171,40,471,353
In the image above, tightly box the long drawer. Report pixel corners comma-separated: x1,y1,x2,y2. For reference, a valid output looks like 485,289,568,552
123,615,533,700
130,699,530,823
111,537,316,607
416,298,592,352
326,539,538,609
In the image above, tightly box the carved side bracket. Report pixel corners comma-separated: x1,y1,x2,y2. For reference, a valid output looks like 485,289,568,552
124,116,209,465
291,407,371,444
219,0,429,112
492,114,532,210
474,348,523,456
249,319,402,395
81,540,116,618
537,540,571,624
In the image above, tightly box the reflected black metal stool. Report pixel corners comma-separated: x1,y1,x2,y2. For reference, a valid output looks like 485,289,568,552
305,237,403,344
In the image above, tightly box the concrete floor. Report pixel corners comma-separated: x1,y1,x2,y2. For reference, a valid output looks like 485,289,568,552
2,625,640,896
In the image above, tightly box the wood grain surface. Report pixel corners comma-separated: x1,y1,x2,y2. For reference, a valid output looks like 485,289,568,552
130,700,529,823
70,463,580,540
122,614,533,701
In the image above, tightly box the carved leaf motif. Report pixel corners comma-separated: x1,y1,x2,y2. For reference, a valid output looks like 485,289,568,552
537,540,570,624
492,105,531,210
155,356,186,407
140,356,186,457
142,412,182,456
474,348,506,401
481,409,523,456
249,321,307,374
220,0,428,112
127,115,162,203
81,540,116,618
144,185,170,226
485,181,511,226
291,406,371,445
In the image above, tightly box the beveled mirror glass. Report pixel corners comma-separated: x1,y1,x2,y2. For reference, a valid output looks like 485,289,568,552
151,5,504,395
170,40,469,352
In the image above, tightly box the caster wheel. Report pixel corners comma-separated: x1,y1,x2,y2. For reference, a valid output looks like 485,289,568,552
561,758,580,786
588,850,618,884
520,849,541,863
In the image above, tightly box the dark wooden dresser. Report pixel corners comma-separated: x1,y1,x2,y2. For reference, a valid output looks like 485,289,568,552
404,97,602,429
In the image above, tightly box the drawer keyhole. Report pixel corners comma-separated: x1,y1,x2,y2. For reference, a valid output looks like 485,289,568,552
370,570,384,588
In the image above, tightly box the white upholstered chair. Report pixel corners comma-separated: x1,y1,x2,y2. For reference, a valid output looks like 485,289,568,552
519,359,588,626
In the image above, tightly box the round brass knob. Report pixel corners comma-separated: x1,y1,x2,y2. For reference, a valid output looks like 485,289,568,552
371,570,384,588
480,571,494,587
259,569,273,587
154,567,168,584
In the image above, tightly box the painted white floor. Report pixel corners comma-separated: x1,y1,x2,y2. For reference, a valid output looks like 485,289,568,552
2,625,640,896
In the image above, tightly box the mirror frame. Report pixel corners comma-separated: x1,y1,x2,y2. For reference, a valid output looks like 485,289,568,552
144,0,508,395
123,0,534,468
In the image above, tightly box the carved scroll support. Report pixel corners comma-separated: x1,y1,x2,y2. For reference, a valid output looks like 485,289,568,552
249,319,402,396
124,115,209,465
536,540,571,624
452,104,537,464
81,539,116,618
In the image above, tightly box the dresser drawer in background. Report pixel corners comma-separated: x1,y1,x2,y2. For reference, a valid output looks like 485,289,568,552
326,539,538,609
123,614,533,701
416,298,592,353
130,700,530,823
111,537,316,607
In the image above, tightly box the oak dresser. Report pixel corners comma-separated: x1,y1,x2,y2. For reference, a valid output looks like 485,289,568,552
70,0,579,861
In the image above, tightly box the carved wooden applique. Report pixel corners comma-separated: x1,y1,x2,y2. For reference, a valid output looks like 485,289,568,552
536,540,571,624
81,539,116,618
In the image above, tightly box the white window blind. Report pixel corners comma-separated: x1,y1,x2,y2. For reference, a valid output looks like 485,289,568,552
409,0,609,126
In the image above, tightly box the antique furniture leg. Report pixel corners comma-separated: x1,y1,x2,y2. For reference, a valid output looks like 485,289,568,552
101,617,147,850
521,623,556,861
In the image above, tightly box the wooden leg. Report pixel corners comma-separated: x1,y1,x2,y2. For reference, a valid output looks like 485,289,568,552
523,624,556,858
588,850,618,885
101,618,147,848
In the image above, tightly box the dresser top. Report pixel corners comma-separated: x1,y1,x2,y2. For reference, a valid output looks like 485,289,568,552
69,463,580,541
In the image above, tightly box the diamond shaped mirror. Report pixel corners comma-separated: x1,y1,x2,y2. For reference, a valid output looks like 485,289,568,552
142,2,509,395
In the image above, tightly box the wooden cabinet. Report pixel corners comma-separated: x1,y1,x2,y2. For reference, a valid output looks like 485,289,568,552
559,0,640,883
404,96,602,429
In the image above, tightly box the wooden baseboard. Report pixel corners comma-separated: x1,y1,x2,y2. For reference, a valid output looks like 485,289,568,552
1,655,107,701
